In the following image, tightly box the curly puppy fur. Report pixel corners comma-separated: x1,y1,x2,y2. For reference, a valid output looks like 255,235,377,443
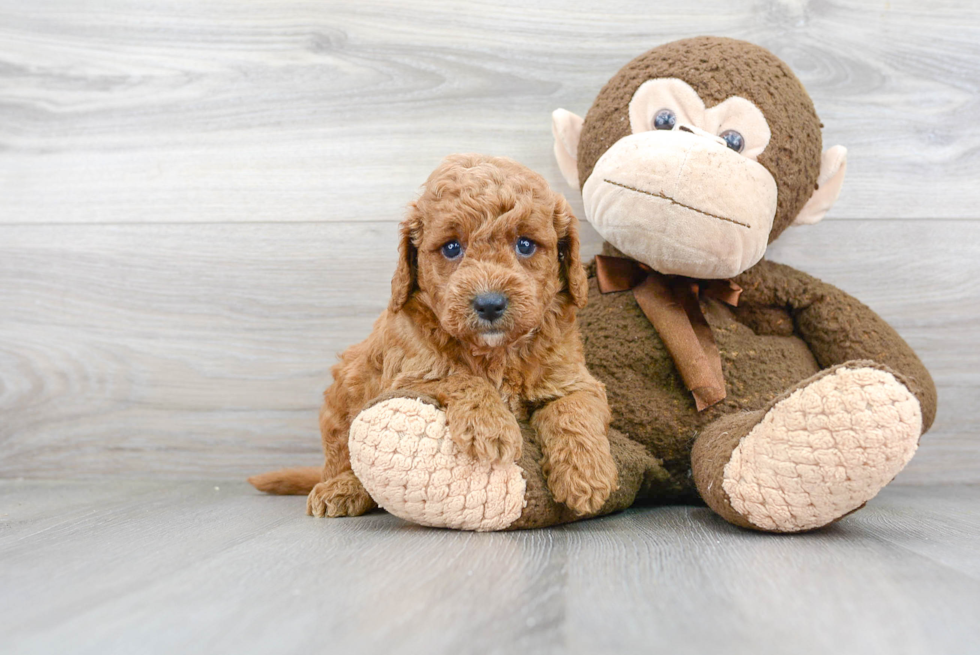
249,154,618,517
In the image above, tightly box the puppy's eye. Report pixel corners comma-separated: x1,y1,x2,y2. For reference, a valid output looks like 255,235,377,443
441,240,462,260
515,236,536,258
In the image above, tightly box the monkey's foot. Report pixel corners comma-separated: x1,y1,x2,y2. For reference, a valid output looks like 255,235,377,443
348,397,527,531
694,363,922,533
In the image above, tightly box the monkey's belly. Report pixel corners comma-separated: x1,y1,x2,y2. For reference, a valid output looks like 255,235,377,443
579,278,821,500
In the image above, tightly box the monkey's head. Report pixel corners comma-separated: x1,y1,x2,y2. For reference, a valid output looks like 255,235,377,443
552,37,847,279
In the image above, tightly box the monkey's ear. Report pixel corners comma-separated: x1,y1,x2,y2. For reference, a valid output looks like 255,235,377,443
552,109,584,189
389,208,422,313
554,195,589,308
793,146,847,226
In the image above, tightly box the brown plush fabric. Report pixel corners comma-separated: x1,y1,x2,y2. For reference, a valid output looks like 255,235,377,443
594,255,742,410
513,38,936,531
544,37,935,531
689,409,764,530
579,255,938,506
735,260,938,430
576,36,822,242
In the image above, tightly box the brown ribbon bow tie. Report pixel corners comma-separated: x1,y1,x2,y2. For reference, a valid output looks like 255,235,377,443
594,255,742,411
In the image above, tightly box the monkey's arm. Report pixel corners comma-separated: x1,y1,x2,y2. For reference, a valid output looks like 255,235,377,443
734,259,937,432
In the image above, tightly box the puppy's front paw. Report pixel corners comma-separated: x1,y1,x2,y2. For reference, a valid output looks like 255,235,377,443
544,447,618,516
447,402,523,464
306,471,376,518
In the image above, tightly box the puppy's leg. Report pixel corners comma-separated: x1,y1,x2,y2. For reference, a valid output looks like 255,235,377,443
307,470,376,518
532,385,618,516
307,387,377,518
406,375,523,464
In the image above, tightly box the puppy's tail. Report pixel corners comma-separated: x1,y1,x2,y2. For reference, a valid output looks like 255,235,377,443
247,467,321,495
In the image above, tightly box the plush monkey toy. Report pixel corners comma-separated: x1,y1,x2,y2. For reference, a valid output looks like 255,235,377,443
349,36,937,532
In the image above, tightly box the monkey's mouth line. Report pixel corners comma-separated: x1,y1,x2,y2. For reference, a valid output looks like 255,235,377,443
603,179,751,229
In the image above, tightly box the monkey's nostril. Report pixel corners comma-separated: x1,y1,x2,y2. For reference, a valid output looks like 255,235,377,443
472,292,508,323
677,125,694,134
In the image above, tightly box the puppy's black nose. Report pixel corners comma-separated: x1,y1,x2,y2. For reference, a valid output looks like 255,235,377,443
473,292,508,323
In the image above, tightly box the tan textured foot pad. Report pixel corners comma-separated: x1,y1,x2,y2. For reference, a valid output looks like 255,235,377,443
723,367,922,532
349,397,526,531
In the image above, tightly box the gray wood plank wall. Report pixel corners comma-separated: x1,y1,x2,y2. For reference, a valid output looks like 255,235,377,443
1,0,978,483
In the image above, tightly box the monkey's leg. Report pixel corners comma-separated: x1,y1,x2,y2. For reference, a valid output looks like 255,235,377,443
347,393,660,531
691,362,922,533
739,260,938,432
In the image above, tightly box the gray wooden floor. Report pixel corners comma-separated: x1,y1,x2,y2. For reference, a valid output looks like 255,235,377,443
1,481,979,655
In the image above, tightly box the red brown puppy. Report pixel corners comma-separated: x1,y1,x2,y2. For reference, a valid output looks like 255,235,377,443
249,154,618,519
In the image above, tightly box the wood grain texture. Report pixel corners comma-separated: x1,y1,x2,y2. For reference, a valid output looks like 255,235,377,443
1,0,979,225
2,480,979,654
0,0,977,484
0,219,976,483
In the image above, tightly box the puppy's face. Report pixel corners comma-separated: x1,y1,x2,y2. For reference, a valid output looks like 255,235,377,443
419,198,558,349
390,155,588,349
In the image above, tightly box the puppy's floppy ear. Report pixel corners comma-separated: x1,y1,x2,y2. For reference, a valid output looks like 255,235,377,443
554,195,588,308
389,206,422,313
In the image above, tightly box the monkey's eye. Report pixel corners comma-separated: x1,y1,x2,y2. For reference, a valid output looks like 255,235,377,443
720,130,745,153
654,109,677,130
441,240,463,260
515,236,536,258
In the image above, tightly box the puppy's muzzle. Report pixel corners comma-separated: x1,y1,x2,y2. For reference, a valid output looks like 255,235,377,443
472,292,508,324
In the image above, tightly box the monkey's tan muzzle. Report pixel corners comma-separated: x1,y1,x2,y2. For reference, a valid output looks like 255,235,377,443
582,129,778,279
